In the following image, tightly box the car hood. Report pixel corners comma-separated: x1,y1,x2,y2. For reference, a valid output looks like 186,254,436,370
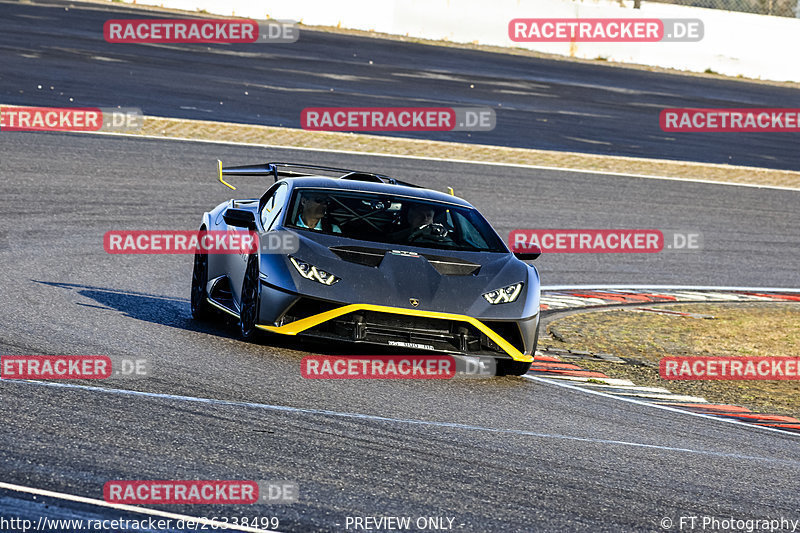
266,231,539,320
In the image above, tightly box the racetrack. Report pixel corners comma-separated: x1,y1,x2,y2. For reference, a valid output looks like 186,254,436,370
0,132,799,531
3,0,800,169
2,0,800,531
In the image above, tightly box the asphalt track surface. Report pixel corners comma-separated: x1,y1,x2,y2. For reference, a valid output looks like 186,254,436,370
2,1,800,532
0,132,799,532
3,0,800,170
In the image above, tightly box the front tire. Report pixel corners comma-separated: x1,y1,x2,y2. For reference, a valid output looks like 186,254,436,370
239,253,260,340
495,319,538,376
495,359,532,376
190,247,212,320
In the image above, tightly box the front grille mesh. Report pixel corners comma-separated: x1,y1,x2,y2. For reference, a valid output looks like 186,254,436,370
298,308,523,356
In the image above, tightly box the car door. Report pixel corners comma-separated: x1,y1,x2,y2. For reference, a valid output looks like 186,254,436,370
229,183,288,310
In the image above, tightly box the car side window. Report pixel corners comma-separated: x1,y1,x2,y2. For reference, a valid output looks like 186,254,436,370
452,210,488,249
260,183,288,231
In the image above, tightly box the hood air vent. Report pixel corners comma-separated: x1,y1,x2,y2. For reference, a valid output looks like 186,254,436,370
420,253,481,276
329,246,481,275
329,246,385,267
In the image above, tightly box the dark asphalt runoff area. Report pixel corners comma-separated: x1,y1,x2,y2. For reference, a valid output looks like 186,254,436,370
0,132,798,532
1,0,799,531
2,0,800,169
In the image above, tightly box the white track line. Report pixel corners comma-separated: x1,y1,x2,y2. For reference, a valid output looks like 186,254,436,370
535,286,799,435
0,481,279,533
77,129,800,192
2,379,795,464
525,375,799,438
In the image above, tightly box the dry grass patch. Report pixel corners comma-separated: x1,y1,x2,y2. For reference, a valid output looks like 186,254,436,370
545,303,800,417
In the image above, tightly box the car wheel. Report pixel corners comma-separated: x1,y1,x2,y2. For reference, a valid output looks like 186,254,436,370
239,253,260,340
495,319,538,376
190,246,212,320
495,359,532,376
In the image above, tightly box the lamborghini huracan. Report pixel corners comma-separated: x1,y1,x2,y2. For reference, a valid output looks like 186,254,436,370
191,161,541,375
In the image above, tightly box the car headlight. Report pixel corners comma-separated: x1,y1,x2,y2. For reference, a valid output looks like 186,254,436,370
289,256,340,286
483,282,523,304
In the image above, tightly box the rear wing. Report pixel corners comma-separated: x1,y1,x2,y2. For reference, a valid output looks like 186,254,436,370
217,160,421,190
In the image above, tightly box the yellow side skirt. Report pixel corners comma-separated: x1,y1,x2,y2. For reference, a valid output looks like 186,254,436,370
255,303,532,362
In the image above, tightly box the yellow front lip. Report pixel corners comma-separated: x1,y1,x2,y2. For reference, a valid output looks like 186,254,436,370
255,303,531,362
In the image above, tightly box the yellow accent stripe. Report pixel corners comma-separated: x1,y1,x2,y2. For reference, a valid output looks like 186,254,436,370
218,159,237,190
255,303,532,362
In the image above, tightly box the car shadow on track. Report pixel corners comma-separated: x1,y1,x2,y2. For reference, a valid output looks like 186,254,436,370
34,279,244,337
32,280,423,357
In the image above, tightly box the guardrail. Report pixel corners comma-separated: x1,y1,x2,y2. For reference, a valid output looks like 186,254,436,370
646,0,798,18
122,0,800,82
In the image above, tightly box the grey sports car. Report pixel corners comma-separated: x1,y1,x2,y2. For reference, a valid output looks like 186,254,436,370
191,162,541,376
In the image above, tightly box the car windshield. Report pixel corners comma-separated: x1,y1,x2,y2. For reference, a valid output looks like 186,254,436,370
284,188,508,252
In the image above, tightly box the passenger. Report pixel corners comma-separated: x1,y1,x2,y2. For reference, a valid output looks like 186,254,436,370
296,193,341,233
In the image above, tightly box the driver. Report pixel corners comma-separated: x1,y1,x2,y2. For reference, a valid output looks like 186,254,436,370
407,205,434,229
390,204,448,243
296,193,341,233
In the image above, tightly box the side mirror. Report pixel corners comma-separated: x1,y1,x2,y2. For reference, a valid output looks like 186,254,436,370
512,243,541,261
223,208,257,229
